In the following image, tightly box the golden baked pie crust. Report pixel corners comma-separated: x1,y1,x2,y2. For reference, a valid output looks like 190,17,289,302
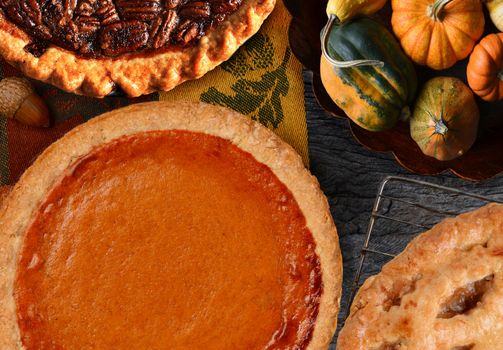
0,186,11,209
338,204,503,350
0,0,275,97
0,102,342,349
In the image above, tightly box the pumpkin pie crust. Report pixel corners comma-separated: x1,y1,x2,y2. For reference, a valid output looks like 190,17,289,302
0,0,275,97
0,102,342,349
338,204,503,350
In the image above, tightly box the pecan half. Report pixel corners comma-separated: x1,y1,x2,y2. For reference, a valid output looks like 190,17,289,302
76,15,100,33
96,0,119,25
116,0,163,21
175,19,200,45
21,0,43,26
100,20,148,56
179,2,210,19
152,10,178,49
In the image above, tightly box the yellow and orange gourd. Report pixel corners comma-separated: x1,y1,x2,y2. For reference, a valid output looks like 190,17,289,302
486,0,503,32
410,77,479,161
326,0,387,23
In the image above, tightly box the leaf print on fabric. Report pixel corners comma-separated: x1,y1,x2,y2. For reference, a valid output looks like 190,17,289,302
201,34,291,129
221,34,275,78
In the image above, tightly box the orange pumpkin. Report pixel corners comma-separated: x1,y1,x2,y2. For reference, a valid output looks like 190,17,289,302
467,33,503,102
391,0,485,70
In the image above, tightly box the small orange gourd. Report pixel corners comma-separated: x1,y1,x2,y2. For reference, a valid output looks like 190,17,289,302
391,0,485,70
467,33,503,102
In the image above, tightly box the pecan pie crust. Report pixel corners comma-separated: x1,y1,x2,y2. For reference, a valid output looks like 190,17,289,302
0,102,342,349
338,204,503,350
0,186,11,209
0,0,275,97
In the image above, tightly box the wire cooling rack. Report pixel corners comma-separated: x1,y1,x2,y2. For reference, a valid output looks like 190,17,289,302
342,176,503,328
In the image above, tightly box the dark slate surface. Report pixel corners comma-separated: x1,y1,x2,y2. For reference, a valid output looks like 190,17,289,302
303,71,503,348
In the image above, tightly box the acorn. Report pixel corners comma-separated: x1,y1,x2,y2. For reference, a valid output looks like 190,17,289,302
0,77,50,127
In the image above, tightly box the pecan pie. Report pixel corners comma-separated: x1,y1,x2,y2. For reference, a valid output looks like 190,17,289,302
0,186,10,208
0,102,342,349
0,0,275,97
338,204,503,350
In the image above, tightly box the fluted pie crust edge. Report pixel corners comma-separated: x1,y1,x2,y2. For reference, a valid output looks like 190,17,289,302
338,203,503,350
0,186,11,209
0,102,342,349
0,0,275,97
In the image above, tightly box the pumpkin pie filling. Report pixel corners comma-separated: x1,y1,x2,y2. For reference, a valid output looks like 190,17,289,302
14,130,322,349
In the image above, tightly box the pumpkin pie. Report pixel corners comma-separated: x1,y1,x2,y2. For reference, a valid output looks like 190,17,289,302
338,203,503,350
0,0,275,97
0,102,342,349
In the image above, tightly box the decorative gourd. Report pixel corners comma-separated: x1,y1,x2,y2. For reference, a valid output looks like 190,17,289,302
467,33,503,102
486,0,503,32
326,0,387,23
410,77,479,161
320,17,417,132
391,0,485,70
